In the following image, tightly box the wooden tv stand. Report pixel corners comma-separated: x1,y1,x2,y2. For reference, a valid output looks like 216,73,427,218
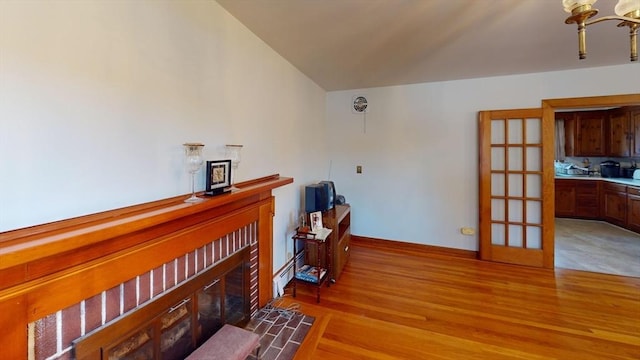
324,204,351,281
299,204,351,283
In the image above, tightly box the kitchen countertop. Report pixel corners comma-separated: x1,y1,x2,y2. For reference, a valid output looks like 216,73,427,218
555,175,640,187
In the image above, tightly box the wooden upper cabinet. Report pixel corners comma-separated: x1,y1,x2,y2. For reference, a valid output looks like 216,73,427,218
556,111,576,157
632,108,640,157
575,110,607,156
607,108,631,157
560,107,640,158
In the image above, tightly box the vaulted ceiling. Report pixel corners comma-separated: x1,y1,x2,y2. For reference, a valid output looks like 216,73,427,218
216,0,637,91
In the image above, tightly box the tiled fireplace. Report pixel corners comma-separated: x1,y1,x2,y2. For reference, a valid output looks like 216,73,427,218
30,224,259,360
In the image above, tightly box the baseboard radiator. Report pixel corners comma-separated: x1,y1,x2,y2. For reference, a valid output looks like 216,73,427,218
273,252,304,297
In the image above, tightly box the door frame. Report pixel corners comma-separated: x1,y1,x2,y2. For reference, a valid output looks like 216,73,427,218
542,93,640,265
479,94,640,268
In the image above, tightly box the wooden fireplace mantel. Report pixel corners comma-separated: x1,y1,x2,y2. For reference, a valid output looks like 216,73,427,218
0,174,293,360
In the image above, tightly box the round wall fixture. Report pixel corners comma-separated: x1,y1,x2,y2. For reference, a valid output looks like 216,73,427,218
353,96,368,113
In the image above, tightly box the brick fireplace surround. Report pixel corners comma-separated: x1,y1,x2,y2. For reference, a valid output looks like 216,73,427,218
0,174,292,360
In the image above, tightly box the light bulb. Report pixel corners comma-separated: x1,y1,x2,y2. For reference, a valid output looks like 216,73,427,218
615,0,640,16
563,0,597,13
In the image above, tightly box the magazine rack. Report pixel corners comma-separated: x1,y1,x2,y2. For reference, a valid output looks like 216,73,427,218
291,227,332,303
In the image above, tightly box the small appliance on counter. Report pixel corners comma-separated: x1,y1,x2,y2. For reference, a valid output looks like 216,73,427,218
621,166,637,179
634,169,640,180
599,160,620,178
554,161,589,176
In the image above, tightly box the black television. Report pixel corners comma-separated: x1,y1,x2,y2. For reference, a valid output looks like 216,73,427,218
305,181,336,213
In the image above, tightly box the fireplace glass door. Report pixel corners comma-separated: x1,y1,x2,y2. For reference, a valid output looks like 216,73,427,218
74,248,251,360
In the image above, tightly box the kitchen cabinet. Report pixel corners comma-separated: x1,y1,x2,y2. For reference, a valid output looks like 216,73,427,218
607,108,631,157
575,181,600,218
575,110,607,157
602,183,627,228
556,179,639,234
632,108,640,157
628,186,640,233
556,111,576,157
555,180,576,217
555,179,599,219
558,106,640,158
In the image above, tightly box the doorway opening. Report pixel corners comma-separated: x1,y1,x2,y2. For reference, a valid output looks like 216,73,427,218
545,95,640,278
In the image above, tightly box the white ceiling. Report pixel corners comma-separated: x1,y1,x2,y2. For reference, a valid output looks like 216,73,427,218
215,0,637,91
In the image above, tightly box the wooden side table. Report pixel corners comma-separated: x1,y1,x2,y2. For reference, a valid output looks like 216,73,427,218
292,228,332,303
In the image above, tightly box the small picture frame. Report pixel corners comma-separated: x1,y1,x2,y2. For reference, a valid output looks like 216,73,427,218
204,159,232,196
309,211,323,232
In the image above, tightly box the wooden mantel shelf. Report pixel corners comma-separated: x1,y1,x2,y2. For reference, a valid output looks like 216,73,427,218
0,174,291,271
0,174,292,359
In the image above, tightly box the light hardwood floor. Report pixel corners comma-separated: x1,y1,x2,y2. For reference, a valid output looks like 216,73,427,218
555,218,640,278
283,238,640,360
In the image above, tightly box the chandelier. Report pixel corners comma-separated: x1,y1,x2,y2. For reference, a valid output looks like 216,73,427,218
563,0,640,61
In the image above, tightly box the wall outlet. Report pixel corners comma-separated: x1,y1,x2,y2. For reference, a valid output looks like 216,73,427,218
460,227,475,235
356,165,362,174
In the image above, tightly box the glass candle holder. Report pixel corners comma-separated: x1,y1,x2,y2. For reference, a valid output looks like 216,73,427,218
183,143,205,203
225,144,243,190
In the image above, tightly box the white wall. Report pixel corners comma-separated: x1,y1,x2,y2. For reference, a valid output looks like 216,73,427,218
326,64,639,251
0,1,328,270
2,1,638,271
